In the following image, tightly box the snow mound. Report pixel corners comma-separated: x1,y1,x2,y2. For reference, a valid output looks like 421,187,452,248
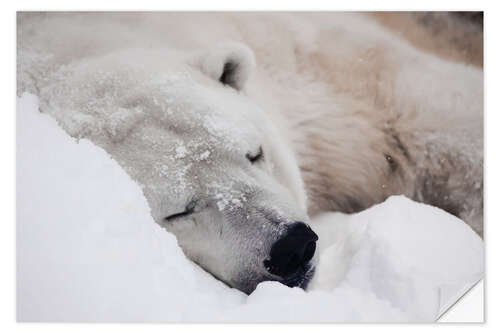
17,94,483,322
309,196,484,321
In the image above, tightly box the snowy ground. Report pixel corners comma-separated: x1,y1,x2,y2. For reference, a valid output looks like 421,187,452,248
16,93,484,322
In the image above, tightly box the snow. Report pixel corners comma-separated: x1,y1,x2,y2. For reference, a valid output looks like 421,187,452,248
174,145,188,159
17,93,483,322
309,197,484,321
199,150,211,161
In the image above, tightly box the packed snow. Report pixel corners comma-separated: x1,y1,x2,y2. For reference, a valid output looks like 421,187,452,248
17,94,483,322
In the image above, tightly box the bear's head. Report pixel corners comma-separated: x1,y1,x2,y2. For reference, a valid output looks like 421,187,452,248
44,42,318,294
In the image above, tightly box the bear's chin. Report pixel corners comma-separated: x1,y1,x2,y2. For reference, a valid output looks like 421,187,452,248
279,262,316,290
242,263,315,295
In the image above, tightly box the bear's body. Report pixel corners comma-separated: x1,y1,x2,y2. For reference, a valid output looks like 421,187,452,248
17,12,483,292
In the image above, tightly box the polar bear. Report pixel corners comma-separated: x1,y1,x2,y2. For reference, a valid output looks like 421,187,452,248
17,12,483,294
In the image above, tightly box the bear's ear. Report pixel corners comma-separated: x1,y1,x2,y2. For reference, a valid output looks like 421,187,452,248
198,42,256,91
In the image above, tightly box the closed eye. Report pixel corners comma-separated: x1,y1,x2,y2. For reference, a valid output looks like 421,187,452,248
164,201,196,221
246,146,263,163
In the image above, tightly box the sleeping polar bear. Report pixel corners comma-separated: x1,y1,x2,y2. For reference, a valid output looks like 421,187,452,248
17,12,483,294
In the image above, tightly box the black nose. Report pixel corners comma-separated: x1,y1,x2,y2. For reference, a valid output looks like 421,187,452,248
264,222,318,278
